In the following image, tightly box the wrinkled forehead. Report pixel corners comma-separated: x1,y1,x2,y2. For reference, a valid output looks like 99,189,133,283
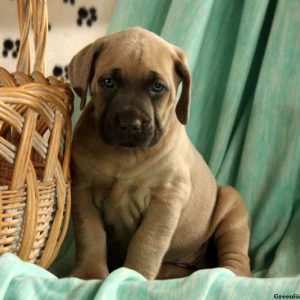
93,32,176,83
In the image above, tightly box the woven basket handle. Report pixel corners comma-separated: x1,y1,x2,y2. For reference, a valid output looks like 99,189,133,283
16,0,48,74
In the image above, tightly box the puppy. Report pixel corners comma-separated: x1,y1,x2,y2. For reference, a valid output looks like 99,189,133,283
69,27,251,280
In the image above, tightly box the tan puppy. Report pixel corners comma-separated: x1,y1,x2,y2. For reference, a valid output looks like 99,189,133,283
69,27,251,280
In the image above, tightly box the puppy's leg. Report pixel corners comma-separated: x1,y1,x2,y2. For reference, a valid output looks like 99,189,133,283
124,198,183,280
212,186,251,277
71,185,109,280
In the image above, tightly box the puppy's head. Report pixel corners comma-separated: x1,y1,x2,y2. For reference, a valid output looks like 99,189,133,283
69,27,191,149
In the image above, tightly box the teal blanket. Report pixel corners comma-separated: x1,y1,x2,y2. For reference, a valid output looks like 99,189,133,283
1,253,300,299
1,0,300,299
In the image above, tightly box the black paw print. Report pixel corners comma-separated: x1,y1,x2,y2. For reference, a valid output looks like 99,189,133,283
77,7,97,27
63,0,75,5
2,39,20,58
53,65,68,78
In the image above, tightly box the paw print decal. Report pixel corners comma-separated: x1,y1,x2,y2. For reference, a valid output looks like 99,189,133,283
53,65,68,78
2,39,20,58
63,0,75,5
77,7,97,27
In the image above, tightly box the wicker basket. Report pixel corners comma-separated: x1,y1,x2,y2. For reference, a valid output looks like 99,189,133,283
0,0,73,268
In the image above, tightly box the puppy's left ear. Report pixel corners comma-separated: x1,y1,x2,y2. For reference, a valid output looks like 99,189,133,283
68,38,104,110
174,49,191,125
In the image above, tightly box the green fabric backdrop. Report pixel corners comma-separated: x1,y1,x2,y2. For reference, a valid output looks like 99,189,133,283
51,0,300,280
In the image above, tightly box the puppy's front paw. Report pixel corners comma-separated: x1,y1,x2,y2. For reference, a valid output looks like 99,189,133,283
157,263,195,279
223,264,252,277
70,265,109,280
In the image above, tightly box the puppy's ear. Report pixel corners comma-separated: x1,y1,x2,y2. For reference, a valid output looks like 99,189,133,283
174,49,191,125
68,39,104,110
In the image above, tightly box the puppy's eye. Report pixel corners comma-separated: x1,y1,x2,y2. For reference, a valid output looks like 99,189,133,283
102,78,115,89
151,83,165,93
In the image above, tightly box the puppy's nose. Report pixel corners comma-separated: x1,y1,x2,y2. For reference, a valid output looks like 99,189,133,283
116,114,143,135
119,118,142,133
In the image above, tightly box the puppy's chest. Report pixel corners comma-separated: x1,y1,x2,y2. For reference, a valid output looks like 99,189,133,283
94,180,150,240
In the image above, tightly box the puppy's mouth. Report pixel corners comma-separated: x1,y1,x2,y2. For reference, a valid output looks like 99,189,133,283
103,131,151,149
99,121,153,149
119,142,139,148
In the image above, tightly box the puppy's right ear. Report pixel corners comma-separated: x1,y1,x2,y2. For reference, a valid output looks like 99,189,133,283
68,39,104,110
